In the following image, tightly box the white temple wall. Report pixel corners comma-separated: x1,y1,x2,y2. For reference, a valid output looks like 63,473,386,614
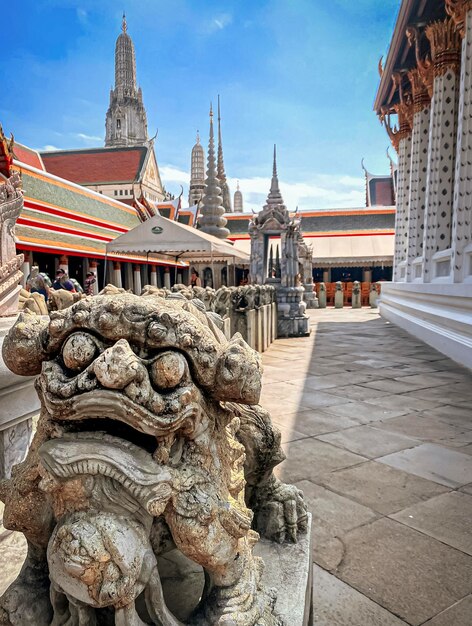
451,9,472,283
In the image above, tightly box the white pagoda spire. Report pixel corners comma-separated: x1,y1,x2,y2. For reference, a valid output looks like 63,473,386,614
234,180,243,212
105,14,148,147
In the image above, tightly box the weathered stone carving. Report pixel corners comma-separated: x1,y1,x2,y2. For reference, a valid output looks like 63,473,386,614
0,293,306,625
0,165,24,316
248,148,309,337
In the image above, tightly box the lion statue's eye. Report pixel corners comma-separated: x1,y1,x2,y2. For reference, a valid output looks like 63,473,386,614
62,333,98,372
150,351,186,389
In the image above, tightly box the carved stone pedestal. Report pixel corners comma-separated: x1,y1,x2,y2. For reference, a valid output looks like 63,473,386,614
232,308,256,349
158,514,313,626
0,318,38,479
276,286,310,338
303,284,318,309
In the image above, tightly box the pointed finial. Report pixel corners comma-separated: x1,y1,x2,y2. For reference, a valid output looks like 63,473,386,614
122,12,127,33
196,130,200,144
210,102,213,118
218,94,221,123
273,144,277,177
237,180,240,190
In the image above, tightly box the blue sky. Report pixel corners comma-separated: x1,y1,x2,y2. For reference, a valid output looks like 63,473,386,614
1,0,400,210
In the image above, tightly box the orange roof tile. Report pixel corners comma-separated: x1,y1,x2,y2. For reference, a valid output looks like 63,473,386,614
13,143,45,171
41,146,148,185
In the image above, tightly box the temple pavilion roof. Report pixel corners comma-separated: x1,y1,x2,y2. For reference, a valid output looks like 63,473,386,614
40,145,149,186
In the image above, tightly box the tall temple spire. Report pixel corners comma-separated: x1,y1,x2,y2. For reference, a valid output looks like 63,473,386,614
199,104,229,239
189,130,205,207
234,180,243,212
266,144,285,207
105,15,148,147
216,95,232,213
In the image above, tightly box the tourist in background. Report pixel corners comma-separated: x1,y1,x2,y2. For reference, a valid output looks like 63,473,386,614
53,269,75,291
190,269,201,287
84,271,96,296
26,265,49,302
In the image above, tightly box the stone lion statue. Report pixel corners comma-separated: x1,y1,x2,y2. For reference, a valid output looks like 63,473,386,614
0,293,306,625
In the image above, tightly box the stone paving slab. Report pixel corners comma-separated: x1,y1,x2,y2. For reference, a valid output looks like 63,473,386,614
320,400,410,424
336,518,472,625
277,438,367,484
390,491,472,555
425,403,472,430
323,384,388,401
374,413,472,446
378,443,472,488
319,460,449,515
312,564,408,626
317,425,419,458
422,595,472,625
273,409,359,437
296,479,378,572
363,393,447,412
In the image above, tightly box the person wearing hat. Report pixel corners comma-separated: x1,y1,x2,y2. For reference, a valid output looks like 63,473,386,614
84,271,97,296
52,269,75,292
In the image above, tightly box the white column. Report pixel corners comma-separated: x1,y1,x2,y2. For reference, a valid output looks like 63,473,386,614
88,261,99,295
112,262,122,288
124,263,133,290
133,264,142,295
58,255,69,275
21,253,31,287
451,8,472,282
406,69,431,281
363,268,372,283
423,18,461,282
393,134,412,281
164,267,171,289
150,266,158,287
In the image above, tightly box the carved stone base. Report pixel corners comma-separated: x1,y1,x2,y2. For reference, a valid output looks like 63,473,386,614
0,419,32,480
0,317,39,479
158,514,313,626
303,284,318,309
277,315,310,338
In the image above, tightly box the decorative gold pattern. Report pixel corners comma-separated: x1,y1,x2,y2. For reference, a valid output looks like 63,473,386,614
446,0,472,37
426,17,462,77
406,25,434,99
379,73,414,152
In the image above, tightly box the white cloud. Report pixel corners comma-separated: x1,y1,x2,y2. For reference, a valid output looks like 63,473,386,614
229,174,365,212
75,132,102,142
76,8,88,25
160,165,190,185
41,145,60,152
201,13,232,34
160,163,365,211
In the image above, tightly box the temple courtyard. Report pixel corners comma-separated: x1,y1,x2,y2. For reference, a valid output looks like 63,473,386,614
1,307,472,624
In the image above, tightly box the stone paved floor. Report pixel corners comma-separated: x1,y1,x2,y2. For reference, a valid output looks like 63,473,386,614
1,308,471,625
264,308,472,626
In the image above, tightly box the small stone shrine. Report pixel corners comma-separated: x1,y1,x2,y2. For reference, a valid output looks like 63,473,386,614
249,147,310,337
0,144,24,316
0,292,311,624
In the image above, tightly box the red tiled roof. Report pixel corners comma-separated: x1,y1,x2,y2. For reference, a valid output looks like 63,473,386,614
13,143,45,171
41,146,148,185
